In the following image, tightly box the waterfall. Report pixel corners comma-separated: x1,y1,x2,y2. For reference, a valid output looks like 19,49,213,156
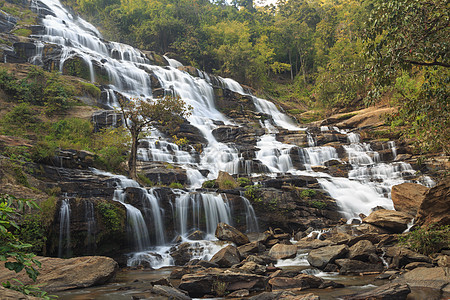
58,198,71,258
84,200,96,253
241,195,259,233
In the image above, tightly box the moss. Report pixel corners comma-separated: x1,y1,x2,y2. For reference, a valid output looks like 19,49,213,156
287,108,302,114
169,182,183,189
62,57,91,81
97,202,123,232
137,173,154,186
13,28,32,37
80,82,101,98
40,196,58,227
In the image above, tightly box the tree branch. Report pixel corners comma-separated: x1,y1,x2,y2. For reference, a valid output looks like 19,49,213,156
403,59,450,68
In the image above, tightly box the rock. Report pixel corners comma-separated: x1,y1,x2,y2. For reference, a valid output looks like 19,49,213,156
179,272,267,298
415,177,450,226
335,259,384,275
249,291,319,300
307,244,349,269
269,276,312,291
0,256,118,292
215,223,249,246
92,110,123,131
227,289,250,297
152,285,191,300
0,286,39,299
210,245,241,268
238,242,265,257
237,261,267,275
363,210,413,233
391,183,428,216
216,171,239,189
348,240,377,261
186,230,204,240
383,246,432,269
393,267,450,291
344,283,410,300
269,244,298,260
170,243,194,266
404,262,433,270
243,254,277,266
295,239,333,249
357,223,390,234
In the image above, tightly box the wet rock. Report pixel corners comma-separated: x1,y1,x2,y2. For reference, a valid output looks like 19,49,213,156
169,266,205,279
238,241,265,257
179,271,267,298
415,177,450,227
269,244,298,260
391,183,428,216
393,267,450,292
215,222,249,246
335,259,384,275
307,244,349,269
137,162,188,185
0,256,118,292
209,245,241,268
357,223,390,235
343,283,410,300
348,240,377,261
186,230,204,240
269,276,313,291
363,210,413,233
170,243,195,266
92,110,123,131
152,285,191,300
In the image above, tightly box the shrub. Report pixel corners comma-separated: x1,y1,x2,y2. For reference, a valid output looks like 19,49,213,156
398,224,450,256
95,146,126,172
97,202,122,232
222,179,235,189
80,82,101,98
298,189,317,199
17,214,46,254
202,180,216,189
309,200,327,210
137,174,154,186
237,177,251,187
169,182,183,189
244,184,262,202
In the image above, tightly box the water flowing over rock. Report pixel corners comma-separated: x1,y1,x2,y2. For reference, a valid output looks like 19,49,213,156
307,244,349,270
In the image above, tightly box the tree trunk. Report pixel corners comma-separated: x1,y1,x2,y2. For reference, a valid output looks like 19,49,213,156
129,129,139,180
289,50,293,81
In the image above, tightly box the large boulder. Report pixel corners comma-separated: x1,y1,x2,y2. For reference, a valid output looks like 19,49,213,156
391,183,428,216
215,222,249,246
216,171,239,190
335,259,384,275
269,274,323,291
393,267,450,292
209,245,241,268
415,177,450,226
348,240,377,261
0,286,39,299
383,246,432,269
363,210,413,233
151,285,191,300
307,245,349,269
0,256,118,292
269,244,298,260
344,283,411,300
238,241,265,258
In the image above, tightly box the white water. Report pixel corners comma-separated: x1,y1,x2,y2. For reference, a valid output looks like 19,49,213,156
84,200,96,253
58,198,71,258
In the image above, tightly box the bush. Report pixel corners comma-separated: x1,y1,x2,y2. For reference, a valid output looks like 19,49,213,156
398,224,450,256
137,173,154,186
237,177,251,187
0,103,38,136
95,146,126,172
169,182,183,189
80,82,101,98
244,184,262,202
17,214,46,254
309,200,327,210
298,189,317,199
97,202,122,232
202,179,216,189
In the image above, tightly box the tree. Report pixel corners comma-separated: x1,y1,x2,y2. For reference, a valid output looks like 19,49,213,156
117,94,191,180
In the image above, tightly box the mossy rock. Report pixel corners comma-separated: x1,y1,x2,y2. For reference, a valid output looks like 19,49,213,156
62,56,91,81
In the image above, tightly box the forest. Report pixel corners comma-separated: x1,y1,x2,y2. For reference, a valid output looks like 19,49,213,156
63,0,449,155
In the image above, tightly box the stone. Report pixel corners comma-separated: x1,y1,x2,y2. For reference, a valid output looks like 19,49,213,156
357,223,390,234
393,267,450,291
344,283,410,300
243,254,277,266
307,244,349,269
295,239,333,249
0,256,118,292
348,240,376,261
216,171,239,190
227,289,250,297
269,244,298,260
237,261,267,275
391,182,428,216
152,285,191,300
238,241,265,257
383,246,432,269
404,262,433,270
179,272,267,298
335,259,384,275
363,210,413,233
170,243,195,266
209,245,241,268
186,230,204,240
416,177,450,226
268,277,310,291
215,222,250,246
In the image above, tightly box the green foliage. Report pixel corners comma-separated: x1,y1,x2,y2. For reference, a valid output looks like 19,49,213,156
0,194,42,285
12,164,30,188
169,182,183,189
221,179,235,189
40,196,57,227
237,177,251,187
0,103,38,136
308,200,327,210
137,174,154,186
202,179,216,189
2,279,56,299
244,184,262,202
97,202,122,232
398,224,450,256
80,82,101,98
12,28,32,37
212,280,228,297
298,189,317,199
17,215,46,254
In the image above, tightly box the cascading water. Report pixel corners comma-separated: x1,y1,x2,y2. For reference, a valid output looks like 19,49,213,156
84,200,96,253
24,0,436,268
58,197,71,258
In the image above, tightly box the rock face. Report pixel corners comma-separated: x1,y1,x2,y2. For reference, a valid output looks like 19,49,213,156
415,177,450,226
391,182,428,216
268,244,298,260
0,256,118,292
0,286,39,300
363,210,412,233
307,245,349,269
393,267,450,291
215,222,249,246
348,240,377,261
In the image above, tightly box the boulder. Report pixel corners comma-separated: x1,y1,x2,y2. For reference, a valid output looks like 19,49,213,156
269,275,319,291
228,289,250,297
215,222,249,246
348,240,377,261
363,210,413,233
237,261,267,275
307,244,349,269
152,285,191,300
0,286,39,299
0,256,118,292
383,246,432,269
344,283,410,300
216,171,239,189
415,177,450,226
393,267,450,291
170,243,194,266
269,244,298,260
179,271,267,298
238,241,265,257
209,245,241,268
335,259,384,275
391,183,428,216
295,239,333,249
